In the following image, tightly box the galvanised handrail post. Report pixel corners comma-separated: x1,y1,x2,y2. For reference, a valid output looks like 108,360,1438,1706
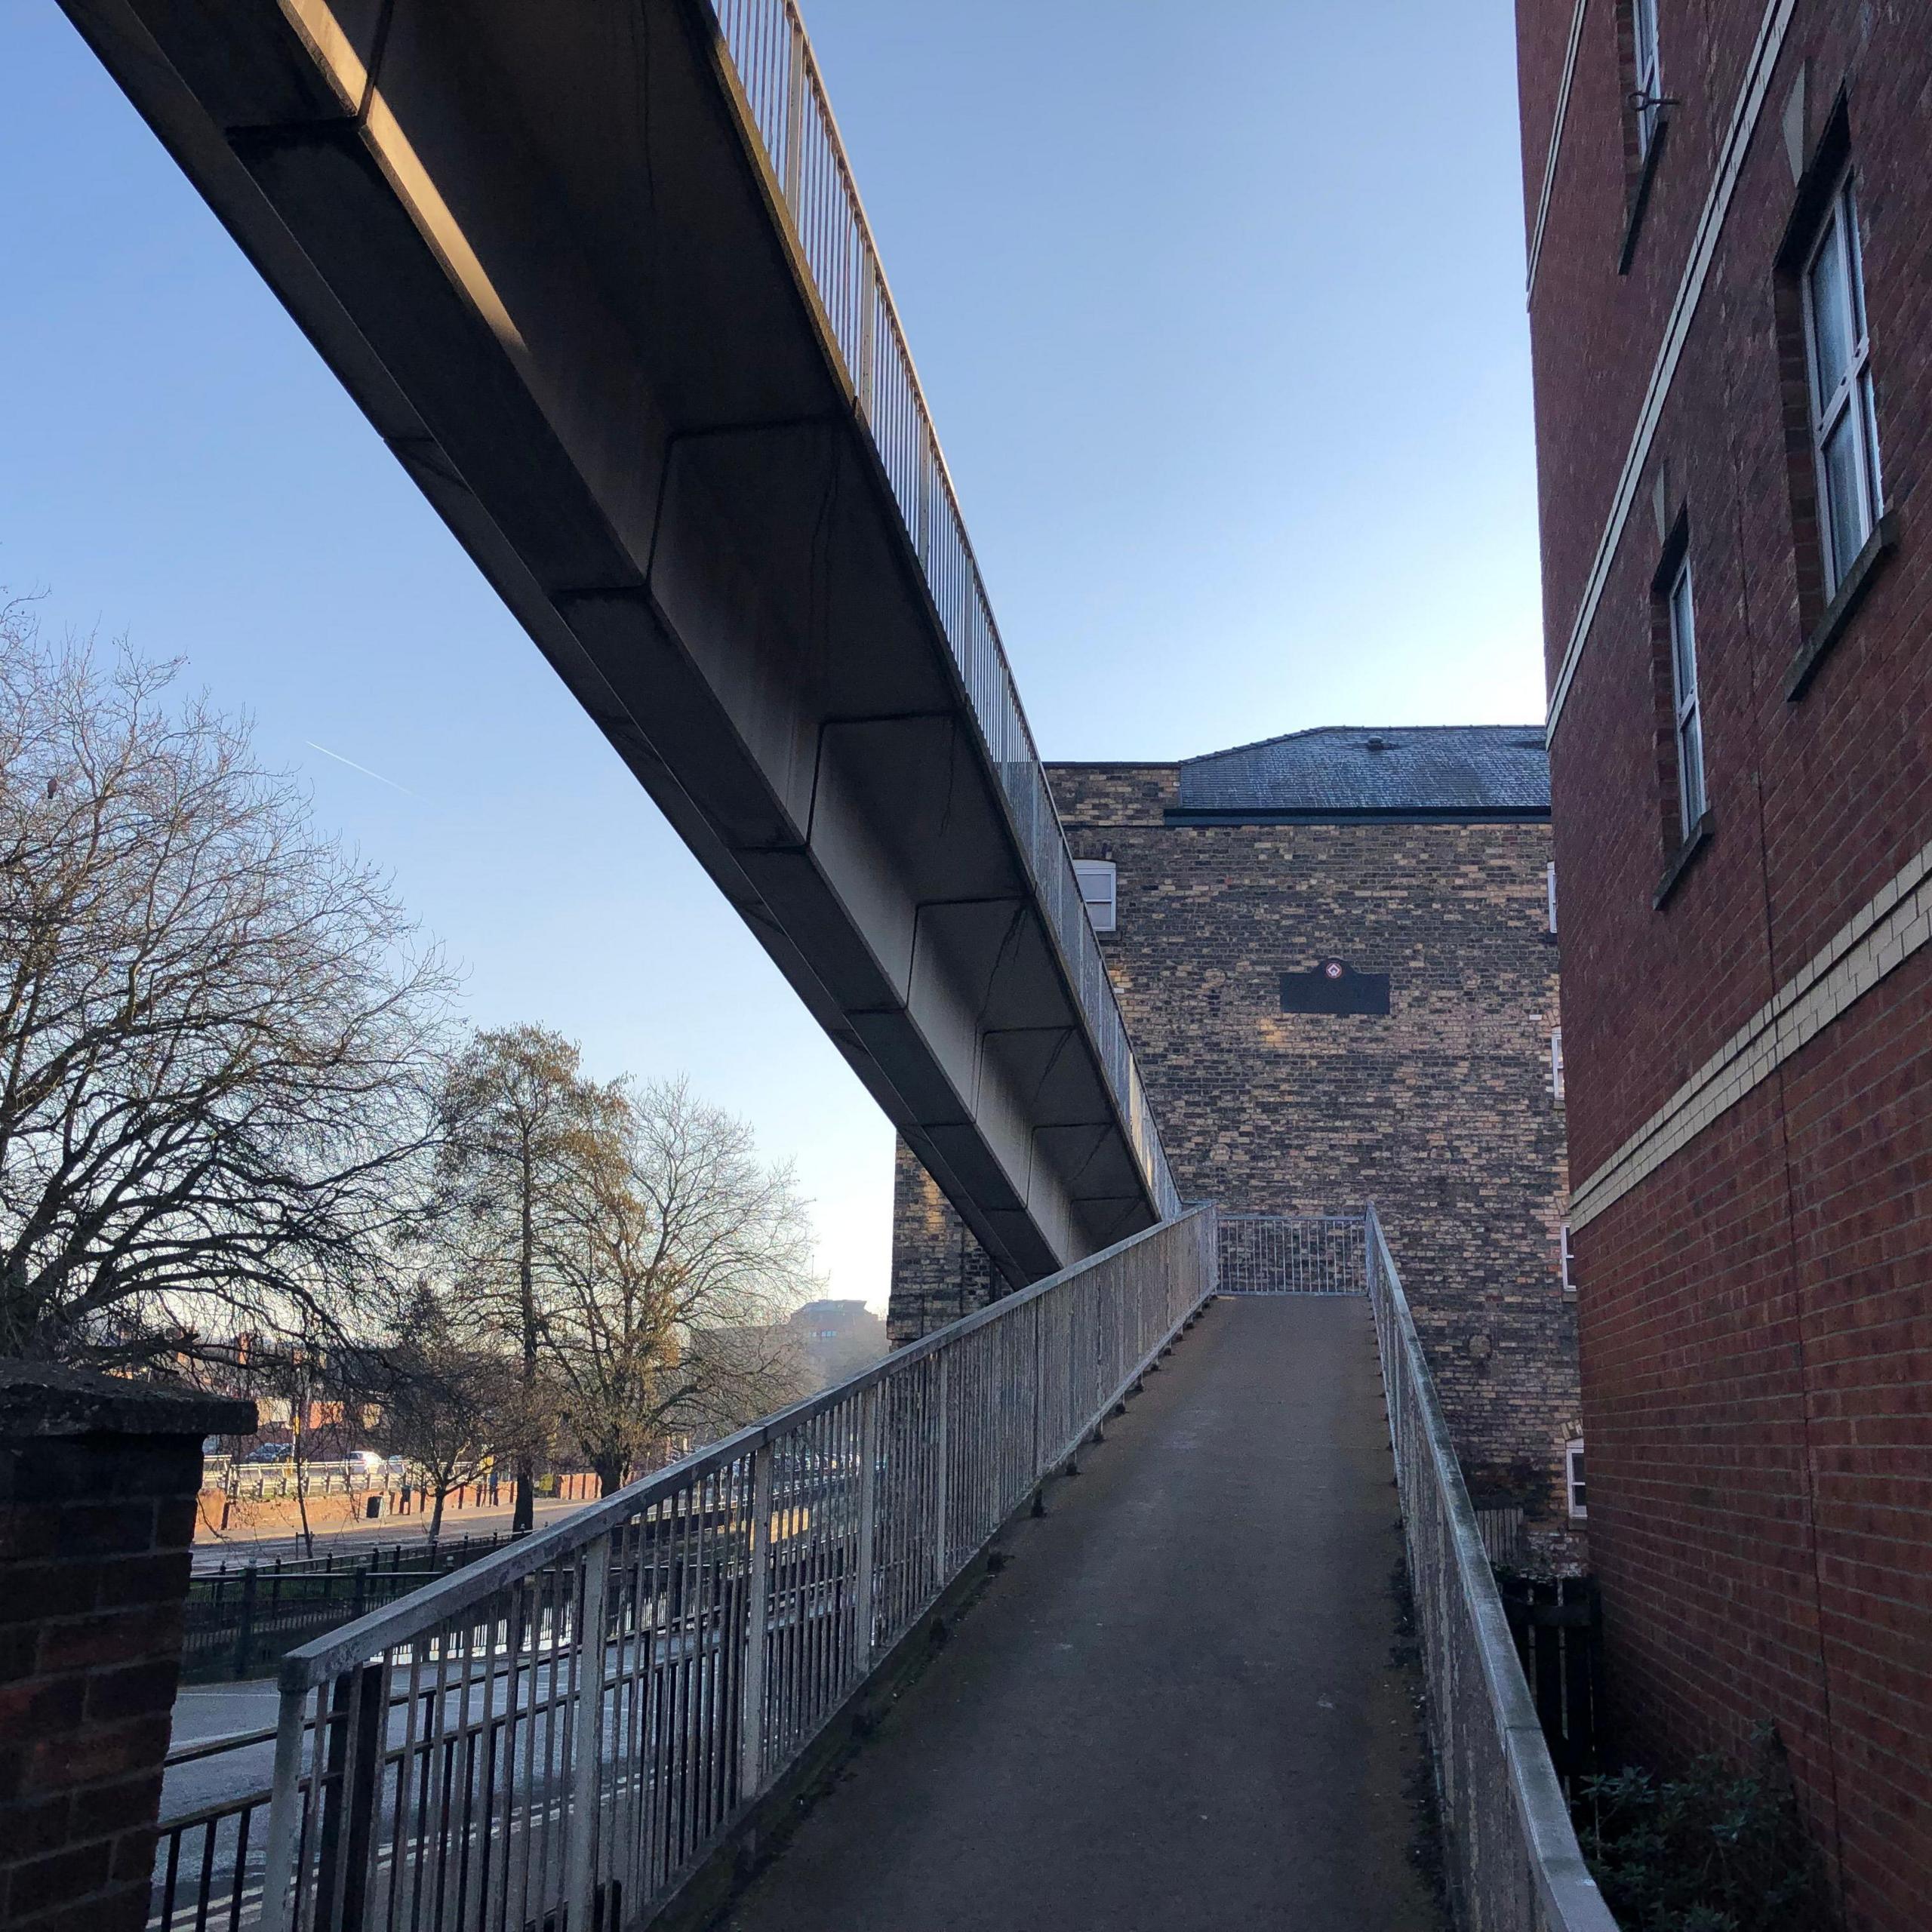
738,1444,775,1795
259,1684,308,1932
854,1383,880,1664
932,1351,951,1588
779,11,805,209
565,1535,613,1930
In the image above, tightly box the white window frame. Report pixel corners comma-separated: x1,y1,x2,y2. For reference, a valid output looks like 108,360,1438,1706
1550,1027,1564,1103
1666,554,1705,836
1566,1440,1588,1520
1546,861,1558,935
1072,859,1116,934
1801,174,1881,598
1631,0,1663,157
1559,1223,1575,1294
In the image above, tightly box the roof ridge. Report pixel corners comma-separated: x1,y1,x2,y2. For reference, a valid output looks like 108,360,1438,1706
1180,722,1545,767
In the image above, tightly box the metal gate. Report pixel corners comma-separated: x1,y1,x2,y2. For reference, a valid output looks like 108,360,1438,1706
1216,1214,1367,1294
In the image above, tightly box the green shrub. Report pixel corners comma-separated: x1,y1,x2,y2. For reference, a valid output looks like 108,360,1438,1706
1578,1726,1835,1932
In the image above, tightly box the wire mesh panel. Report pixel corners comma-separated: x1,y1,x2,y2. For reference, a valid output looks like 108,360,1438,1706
1364,1208,1620,1932
706,0,1177,1222
1216,1214,1367,1294
254,1208,1214,1932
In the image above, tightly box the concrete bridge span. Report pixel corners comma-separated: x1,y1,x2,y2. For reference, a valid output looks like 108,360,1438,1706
61,0,1174,1281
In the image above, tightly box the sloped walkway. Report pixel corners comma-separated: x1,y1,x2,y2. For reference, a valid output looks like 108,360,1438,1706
721,1295,1444,1932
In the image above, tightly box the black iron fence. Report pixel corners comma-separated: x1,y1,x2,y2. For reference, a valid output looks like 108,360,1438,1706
183,1537,521,1683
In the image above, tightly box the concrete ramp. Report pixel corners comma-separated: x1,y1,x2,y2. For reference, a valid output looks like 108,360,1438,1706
721,1296,1444,1932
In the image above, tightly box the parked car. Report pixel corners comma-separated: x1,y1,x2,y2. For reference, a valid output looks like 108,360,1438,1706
239,1440,297,1464
343,1449,391,1478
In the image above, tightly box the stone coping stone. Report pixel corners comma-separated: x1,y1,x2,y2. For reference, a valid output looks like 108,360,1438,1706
0,1361,256,1440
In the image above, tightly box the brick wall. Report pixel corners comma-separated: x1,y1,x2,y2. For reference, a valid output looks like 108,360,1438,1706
891,758,1580,1541
0,1371,254,1932
1520,0,1932,1922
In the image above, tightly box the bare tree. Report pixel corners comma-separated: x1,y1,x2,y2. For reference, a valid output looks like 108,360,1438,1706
356,1283,534,1542
543,1078,818,1494
0,604,453,1364
429,1026,608,1529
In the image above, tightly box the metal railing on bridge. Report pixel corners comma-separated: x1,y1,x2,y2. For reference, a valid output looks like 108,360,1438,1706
1366,1206,1618,1932
707,0,1177,1223
1216,1213,1367,1295
238,1208,1213,1932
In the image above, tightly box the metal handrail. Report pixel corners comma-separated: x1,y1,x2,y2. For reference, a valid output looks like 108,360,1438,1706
256,1206,1216,1932
1216,1213,1368,1294
704,0,1178,1223
1365,1205,1620,1932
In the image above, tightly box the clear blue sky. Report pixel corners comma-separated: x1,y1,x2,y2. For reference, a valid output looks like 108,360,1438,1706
0,3,1541,1313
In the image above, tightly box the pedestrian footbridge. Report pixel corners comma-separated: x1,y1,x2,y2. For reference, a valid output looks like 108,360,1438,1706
211,1214,1613,1932
66,0,1174,1285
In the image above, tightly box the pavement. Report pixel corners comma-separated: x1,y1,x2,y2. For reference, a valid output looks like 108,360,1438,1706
721,1294,1445,1932
189,1494,592,1570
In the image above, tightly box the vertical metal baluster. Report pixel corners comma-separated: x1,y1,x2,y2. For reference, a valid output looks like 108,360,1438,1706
657,1499,680,1878
225,1804,251,1932
696,1484,721,1860
615,1516,648,1899
389,1638,423,1932
854,1386,878,1675
189,1817,216,1932
258,1684,308,1932
780,11,804,213
448,1604,484,1932
932,1353,950,1589
565,1537,611,1931
538,1564,570,1930
737,1445,774,1798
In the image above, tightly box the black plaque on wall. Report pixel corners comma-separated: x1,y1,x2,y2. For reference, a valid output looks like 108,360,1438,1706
1280,959,1390,1017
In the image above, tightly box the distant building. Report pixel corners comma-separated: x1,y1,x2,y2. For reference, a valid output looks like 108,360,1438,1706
691,1299,887,1413
893,725,1580,1553
1516,2,1930,1921
784,1300,888,1386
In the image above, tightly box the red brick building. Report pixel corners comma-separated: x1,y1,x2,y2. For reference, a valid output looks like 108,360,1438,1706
1516,1,1930,1922
893,728,1582,1553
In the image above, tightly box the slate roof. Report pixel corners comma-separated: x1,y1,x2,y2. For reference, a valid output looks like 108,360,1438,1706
1177,724,1549,817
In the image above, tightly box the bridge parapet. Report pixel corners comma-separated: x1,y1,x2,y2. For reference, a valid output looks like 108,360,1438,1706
1367,1205,1619,1932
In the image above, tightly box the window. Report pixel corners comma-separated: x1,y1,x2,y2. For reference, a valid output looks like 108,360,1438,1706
1550,1028,1565,1102
1802,176,1881,597
1631,0,1663,156
1559,1223,1575,1294
1072,859,1116,934
1666,555,1705,835
1566,1440,1588,1520
1546,862,1558,935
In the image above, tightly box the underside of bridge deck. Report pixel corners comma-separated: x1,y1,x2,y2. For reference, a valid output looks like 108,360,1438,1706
720,1294,1445,1932
61,0,1167,1283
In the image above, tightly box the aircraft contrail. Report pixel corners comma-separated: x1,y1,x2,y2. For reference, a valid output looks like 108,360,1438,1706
304,740,414,796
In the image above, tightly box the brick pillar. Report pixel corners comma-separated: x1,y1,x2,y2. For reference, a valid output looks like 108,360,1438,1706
0,1365,254,1932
